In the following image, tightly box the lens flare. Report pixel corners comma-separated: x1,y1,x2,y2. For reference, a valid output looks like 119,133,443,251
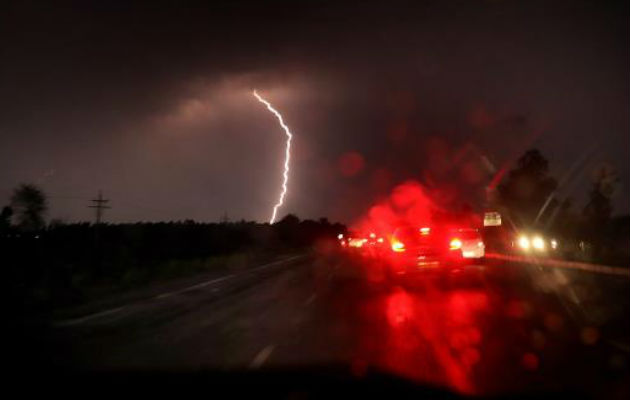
518,236,530,250
253,90,293,224
532,236,545,251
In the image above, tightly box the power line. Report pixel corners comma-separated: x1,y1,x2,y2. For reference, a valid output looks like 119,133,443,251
88,190,110,224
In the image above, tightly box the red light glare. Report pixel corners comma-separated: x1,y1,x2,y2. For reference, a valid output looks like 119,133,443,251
354,181,436,238
391,241,405,252
521,353,539,370
386,289,414,326
449,238,462,250
349,238,366,248
338,151,365,177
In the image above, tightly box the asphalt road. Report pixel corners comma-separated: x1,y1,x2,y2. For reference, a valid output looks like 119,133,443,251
17,252,630,397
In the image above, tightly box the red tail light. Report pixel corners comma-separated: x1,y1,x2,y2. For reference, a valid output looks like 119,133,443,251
391,240,406,252
449,238,462,250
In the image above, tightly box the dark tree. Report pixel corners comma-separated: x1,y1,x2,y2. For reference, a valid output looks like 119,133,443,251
580,165,619,259
497,149,557,226
583,166,619,242
10,184,47,232
0,206,13,234
274,214,301,245
583,165,618,225
548,197,579,238
276,214,300,226
318,217,330,226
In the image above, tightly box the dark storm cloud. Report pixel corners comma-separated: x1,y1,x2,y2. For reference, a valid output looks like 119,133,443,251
1,0,627,223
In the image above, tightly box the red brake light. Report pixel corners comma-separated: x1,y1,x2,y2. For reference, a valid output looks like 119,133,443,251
449,238,462,250
391,241,406,252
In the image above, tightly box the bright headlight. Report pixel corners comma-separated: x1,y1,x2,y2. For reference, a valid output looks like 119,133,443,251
532,236,545,250
518,236,530,250
550,239,558,249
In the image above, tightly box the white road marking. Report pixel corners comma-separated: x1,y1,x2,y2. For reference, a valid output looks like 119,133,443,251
249,345,275,369
248,255,305,273
54,254,306,327
485,253,630,278
155,255,305,299
55,306,127,327
609,340,630,353
155,275,234,299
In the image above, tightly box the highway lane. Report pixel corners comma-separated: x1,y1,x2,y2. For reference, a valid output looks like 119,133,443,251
24,253,630,397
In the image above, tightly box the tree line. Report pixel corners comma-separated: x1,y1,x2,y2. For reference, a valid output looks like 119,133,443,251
1,186,345,313
494,148,627,264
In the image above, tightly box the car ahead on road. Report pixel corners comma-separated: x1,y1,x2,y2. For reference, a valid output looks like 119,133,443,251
482,217,560,257
456,228,485,259
342,231,388,255
388,226,484,273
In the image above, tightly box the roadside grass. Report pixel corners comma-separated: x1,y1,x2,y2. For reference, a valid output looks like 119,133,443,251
86,250,282,300
155,252,249,280
39,249,307,321
15,248,306,320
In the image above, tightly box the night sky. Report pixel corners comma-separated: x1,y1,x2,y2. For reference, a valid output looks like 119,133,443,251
1,0,628,224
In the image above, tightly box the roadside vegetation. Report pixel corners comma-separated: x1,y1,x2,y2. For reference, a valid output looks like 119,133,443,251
2,211,344,317
493,149,628,266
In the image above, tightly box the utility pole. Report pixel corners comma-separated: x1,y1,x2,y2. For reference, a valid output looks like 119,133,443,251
89,190,110,277
89,190,110,224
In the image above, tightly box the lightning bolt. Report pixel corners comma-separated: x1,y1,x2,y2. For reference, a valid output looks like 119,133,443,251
253,90,293,224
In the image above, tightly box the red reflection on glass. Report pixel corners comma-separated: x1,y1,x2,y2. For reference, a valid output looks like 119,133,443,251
355,288,490,395
521,352,539,370
338,151,365,177
386,289,414,326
